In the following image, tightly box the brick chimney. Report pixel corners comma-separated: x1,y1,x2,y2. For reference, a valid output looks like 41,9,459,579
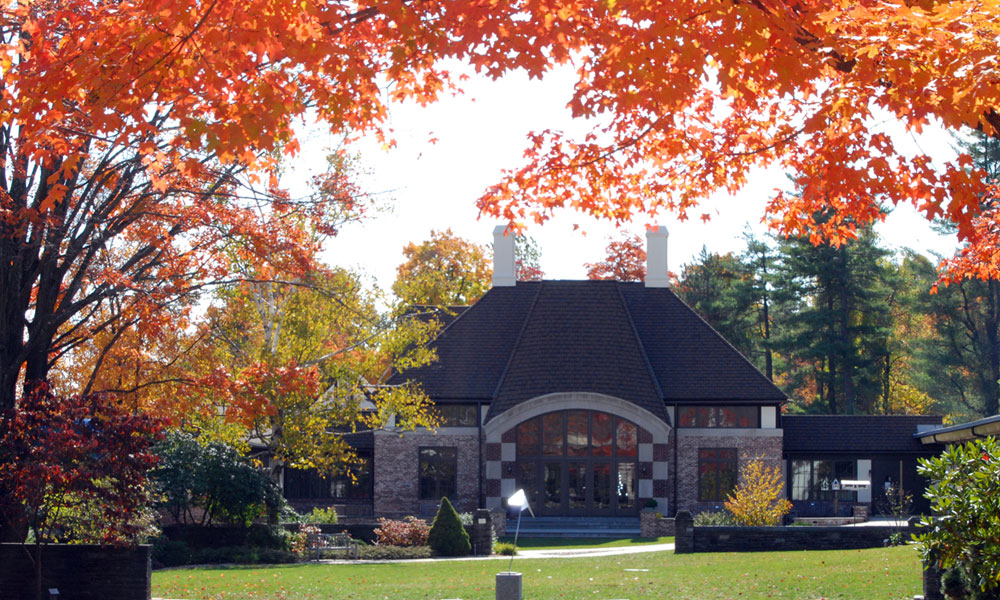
645,226,669,288
492,225,516,287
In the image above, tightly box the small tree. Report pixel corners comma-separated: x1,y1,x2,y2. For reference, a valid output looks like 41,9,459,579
151,431,285,527
0,384,162,600
916,437,1000,598
724,457,793,526
427,497,470,557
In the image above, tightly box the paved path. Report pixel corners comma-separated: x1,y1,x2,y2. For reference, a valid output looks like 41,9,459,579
313,542,675,564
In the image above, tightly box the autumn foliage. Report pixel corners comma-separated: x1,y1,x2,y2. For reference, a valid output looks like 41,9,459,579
0,384,163,544
724,458,793,527
586,233,646,282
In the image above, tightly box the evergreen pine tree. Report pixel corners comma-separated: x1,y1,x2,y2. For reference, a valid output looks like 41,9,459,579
427,497,471,557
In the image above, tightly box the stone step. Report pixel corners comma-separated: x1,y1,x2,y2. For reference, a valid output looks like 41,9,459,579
504,516,641,538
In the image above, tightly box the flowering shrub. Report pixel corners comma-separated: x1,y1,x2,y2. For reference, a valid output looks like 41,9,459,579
290,523,322,558
373,516,430,547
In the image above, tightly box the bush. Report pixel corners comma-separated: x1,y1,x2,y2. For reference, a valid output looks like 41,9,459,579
693,510,736,526
644,498,659,509
188,545,297,565
428,497,471,557
494,542,517,556
724,457,793,526
374,516,430,547
355,545,432,560
153,539,192,567
916,437,1000,598
301,506,339,524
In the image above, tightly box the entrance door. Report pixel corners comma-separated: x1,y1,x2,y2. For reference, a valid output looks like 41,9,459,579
514,410,641,516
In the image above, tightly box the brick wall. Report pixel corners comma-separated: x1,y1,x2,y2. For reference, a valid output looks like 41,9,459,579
675,431,783,514
373,430,481,517
0,543,151,600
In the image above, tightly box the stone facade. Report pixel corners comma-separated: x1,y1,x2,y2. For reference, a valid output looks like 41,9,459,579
674,429,784,514
373,429,481,517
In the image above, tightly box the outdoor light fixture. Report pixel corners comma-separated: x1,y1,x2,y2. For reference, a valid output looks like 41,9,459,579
497,488,534,600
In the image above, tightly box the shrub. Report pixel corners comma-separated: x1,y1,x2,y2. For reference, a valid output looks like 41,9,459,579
374,516,430,547
188,545,297,565
355,545,432,560
494,542,517,556
428,497,471,557
153,539,192,567
693,510,736,526
644,498,659,509
302,506,339,524
724,457,792,526
916,437,1000,598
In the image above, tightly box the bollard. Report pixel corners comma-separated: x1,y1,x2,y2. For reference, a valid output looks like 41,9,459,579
496,571,522,600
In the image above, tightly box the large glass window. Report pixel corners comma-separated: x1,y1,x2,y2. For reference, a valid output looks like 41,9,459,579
419,447,457,501
698,448,737,502
678,406,760,428
790,459,856,501
436,404,478,427
514,411,638,458
283,451,372,500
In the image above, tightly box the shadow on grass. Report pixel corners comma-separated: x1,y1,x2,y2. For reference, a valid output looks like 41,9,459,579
495,536,673,549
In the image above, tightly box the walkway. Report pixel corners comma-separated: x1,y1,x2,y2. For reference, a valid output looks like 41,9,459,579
315,541,676,564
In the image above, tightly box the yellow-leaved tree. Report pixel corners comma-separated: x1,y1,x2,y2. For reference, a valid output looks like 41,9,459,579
724,458,793,527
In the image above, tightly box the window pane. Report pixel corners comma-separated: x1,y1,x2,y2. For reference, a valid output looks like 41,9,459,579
791,460,811,501
591,413,613,456
678,407,697,427
593,463,612,510
567,411,589,457
543,463,561,509
419,447,457,501
698,448,737,501
439,404,478,427
542,413,564,456
568,463,586,509
517,462,537,508
616,420,637,457
617,462,636,509
517,418,539,457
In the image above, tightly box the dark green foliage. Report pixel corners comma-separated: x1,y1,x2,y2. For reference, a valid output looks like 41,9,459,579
152,538,297,568
916,437,1000,598
771,225,893,414
427,497,471,557
353,545,433,560
151,431,286,526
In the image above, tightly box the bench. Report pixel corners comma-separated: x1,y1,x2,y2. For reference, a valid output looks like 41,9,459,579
308,531,359,560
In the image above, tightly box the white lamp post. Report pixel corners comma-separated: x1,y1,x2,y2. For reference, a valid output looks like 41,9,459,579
497,488,533,600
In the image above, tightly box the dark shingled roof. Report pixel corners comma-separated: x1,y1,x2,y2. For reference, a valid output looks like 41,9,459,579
389,280,786,422
782,415,944,455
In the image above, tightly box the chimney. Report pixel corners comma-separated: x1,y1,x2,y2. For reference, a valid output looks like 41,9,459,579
645,226,669,288
492,225,516,287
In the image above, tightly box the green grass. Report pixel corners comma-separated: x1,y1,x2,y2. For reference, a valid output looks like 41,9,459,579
497,536,673,549
153,544,921,599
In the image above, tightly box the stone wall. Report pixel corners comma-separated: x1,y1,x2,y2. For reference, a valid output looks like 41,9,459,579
673,510,912,553
0,543,151,600
675,430,783,514
373,429,481,517
639,509,675,537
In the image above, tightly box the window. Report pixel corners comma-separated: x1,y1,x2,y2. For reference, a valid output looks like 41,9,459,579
419,447,457,501
678,406,760,428
698,448,737,502
790,459,856,501
436,404,478,427
283,451,372,500
514,411,639,458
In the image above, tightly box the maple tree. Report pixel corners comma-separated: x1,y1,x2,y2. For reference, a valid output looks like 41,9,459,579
585,232,646,282
393,229,492,306
0,384,162,599
184,266,440,479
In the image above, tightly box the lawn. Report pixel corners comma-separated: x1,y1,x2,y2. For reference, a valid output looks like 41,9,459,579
153,544,921,600
498,536,673,549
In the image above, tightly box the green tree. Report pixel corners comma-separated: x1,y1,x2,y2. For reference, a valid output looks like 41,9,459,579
916,437,1000,598
427,497,471,557
675,248,759,364
771,225,893,414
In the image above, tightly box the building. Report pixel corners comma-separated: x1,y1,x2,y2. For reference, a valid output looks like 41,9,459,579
283,226,942,520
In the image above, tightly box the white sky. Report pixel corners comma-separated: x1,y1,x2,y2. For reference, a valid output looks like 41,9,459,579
285,66,960,294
